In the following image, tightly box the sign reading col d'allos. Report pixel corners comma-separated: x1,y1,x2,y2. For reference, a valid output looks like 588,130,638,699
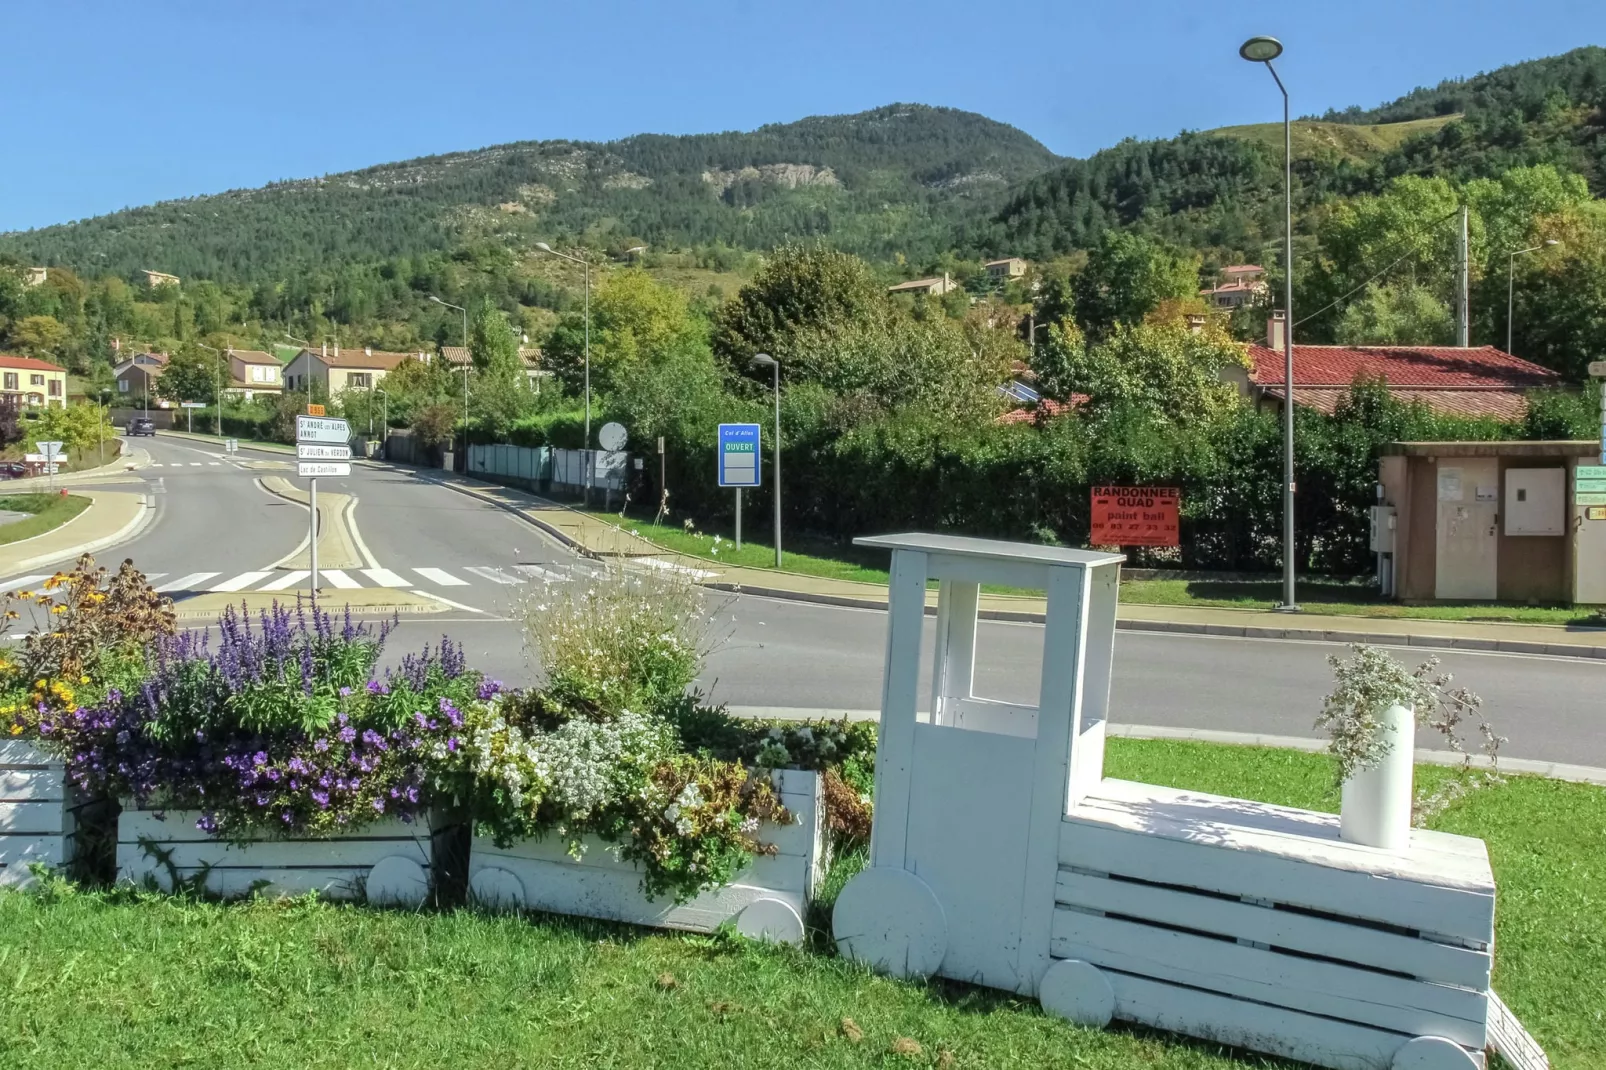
1090,486,1180,547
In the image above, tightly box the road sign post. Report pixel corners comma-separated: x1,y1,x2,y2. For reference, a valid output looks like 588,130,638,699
180,400,205,433
296,415,351,604
718,423,761,551
37,441,64,491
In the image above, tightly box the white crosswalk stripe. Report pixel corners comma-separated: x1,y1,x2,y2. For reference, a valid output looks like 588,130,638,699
513,564,570,583
361,568,411,588
465,566,522,585
320,569,360,589
157,572,220,593
259,570,310,591
413,567,468,587
210,571,271,592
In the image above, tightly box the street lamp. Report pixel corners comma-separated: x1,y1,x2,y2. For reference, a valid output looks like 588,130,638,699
284,333,314,407
1507,240,1560,355
534,243,593,453
195,341,222,435
97,387,109,465
429,296,471,431
624,245,647,261
1240,34,1299,612
751,353,782,568
374,387,389,456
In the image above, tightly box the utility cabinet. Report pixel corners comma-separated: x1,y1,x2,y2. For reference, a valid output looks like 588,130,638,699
1504,468,1565,536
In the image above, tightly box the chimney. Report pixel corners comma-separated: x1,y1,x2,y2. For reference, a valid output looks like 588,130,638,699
1266,310,1286,352
1185,313,1207,334
365,346,372,357
321,342,327,359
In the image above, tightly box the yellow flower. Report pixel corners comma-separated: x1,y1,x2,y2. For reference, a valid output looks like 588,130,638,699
34,680,44,689
50,605,67,615
8,725,20,736
80,675,90,684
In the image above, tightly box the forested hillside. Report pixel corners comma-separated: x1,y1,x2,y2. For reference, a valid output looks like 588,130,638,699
0,105,1058,282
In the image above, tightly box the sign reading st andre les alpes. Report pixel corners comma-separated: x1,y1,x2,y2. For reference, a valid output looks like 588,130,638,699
1090,486,1180,547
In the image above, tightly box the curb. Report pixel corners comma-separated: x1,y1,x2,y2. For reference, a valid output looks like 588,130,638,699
2,492,155,575
722,706,1606,787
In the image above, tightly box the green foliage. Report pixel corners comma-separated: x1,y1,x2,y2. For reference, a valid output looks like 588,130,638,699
159,348,222,404
1334,283,1455,345
1071,231,1201,339
24,403,115,459
1046,321,1250,422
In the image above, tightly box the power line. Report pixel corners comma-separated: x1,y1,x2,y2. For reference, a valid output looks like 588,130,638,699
1292,205,1462,329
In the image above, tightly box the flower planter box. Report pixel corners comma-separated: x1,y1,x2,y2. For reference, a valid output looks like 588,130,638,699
116,804,439,905
468,769,826,943
0,740,77,888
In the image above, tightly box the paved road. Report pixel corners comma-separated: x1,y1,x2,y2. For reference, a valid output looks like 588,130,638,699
28,435,1606,769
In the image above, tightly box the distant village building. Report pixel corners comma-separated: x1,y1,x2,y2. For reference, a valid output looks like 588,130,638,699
438,345,544,388
284,345,423,393
1200,264,1269,309
888,273,958,297
224,348,284,401
24,267,48,288
985,257,1029,283
142,269,180,289
0,355,67,408
113,352,169,405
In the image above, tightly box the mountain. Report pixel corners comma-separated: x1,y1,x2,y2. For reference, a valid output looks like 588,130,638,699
0,105,1060,282
987,46,1606,263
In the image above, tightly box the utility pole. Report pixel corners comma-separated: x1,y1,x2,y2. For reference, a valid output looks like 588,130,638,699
1457,204,1470,347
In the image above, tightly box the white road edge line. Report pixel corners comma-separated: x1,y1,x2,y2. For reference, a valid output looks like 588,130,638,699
410,589,484,614
344,495,379,570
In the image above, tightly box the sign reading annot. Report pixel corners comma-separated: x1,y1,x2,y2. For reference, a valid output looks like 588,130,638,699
296,415,350,445
1090,485,1180,547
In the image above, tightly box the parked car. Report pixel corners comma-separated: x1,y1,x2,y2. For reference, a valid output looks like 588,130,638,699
0,462,26,480
128,417,157,437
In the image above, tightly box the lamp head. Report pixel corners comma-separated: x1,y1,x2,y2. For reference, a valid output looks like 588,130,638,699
625,245,646,254
750,353,777,369
1544,239,1561,247
535,242,553,253
429,295,443,305
1239,36,1284,62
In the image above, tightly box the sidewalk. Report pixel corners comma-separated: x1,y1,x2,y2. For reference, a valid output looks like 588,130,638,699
417,469,1606,659
0,490,151,576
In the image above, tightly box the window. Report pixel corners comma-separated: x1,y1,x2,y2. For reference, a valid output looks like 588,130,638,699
3,373,16,391
348,373,372,389
250,366,264,382
118,379,130,393
29,374,44,386
48,379,61,397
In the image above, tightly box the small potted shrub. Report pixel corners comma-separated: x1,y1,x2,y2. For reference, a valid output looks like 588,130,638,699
1317,645,1499,849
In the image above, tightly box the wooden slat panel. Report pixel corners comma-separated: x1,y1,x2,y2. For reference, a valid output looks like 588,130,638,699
119,864,372,900
926,555,1050,591
0,740,59,765
119,809,426,844
474,854,799,934
1104,970,1473,1070
0,768,65,801
1052,911,1487,1048
869,549,928,868
1059,820,1494,944
471,835,807,893
118,835,427,871
1056,871,1491,991
0,801,73,835
0,833,69,874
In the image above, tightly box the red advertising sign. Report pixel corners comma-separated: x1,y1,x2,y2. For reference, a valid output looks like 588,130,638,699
1090,486,1180,547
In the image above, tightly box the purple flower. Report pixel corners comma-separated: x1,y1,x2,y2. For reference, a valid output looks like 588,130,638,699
253,751,269,767
338,726,356,743
372,798,385,813
477,679,502,700
314,738,329,752
339,686,352,697
311,790,329,808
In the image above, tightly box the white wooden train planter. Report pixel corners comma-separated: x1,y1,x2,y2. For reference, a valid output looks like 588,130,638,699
0,741,78,888
832,534,1523,1070
467,768,825,944
117,804,436,905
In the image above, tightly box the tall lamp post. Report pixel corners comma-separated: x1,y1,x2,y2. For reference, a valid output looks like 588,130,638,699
750,353,782,568
1240,34,1299,612
373,387,388,455
1507,240,1560,355
284,333,314,409
533,243,592,451
429,295,471,433
97,387,110,465
195,342,222,434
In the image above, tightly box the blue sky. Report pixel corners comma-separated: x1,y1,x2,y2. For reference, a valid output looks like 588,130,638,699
4,1,1603,233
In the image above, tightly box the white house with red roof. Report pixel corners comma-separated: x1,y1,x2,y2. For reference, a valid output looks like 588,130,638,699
1201,264,1269,309
1238,312,1559,421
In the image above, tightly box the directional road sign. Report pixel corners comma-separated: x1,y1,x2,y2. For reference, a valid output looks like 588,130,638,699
36,441,63,460
180,401,206,409
717,423,761,488
296,415,350,444
297,443,353,461
298,461,351,478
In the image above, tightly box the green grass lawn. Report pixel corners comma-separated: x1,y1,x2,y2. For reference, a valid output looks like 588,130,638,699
0,739,1598,1068
0,493,91,546
593,513,1606,625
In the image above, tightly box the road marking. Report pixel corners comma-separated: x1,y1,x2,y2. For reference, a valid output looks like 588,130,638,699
260,570,310,591
157,572,220,593
343,498,380,570
465,566,523,585
361,568,411,588
320,569,361,589
411,589,484,614
190,462,203,467
208,462,221,466
514,563,569,582
210,571,271,592
0,575,49,594
637,557,718,580
413,567,468,587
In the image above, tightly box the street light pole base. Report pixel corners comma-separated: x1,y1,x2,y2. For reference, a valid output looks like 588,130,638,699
1273,603,1302,613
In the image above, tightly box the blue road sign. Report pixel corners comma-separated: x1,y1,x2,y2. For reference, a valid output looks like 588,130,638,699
718,423,761,488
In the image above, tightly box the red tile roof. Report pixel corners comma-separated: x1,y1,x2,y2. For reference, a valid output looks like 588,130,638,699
1221,264,1263,274
1247,344,1558,390
0,354,66,372
997,396,1085,424
1257,386,1532,421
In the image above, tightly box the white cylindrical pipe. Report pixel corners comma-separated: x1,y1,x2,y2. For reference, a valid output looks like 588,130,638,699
1340,703,1415,850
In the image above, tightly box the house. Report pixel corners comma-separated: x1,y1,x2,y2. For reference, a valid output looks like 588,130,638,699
142,269,180,289
224,348,284,401
113,352,169,407
888,273,957,297
0,355,67,409
985,258,1028,283
1200,264,1269,309
284,345,422,393
437,345,544,386
1238,312,1560,421
24,267,48,288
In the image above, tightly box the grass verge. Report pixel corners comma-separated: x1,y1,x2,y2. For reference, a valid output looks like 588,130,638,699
0,739,1598,1068
592,513,1606,625
0,493,91,546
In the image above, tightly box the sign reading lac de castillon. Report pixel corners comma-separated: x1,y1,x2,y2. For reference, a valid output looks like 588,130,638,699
1090,486,1181,547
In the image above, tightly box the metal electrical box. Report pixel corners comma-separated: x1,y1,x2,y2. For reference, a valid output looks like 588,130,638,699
1505,468,1565,536
1369,506,1397,553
